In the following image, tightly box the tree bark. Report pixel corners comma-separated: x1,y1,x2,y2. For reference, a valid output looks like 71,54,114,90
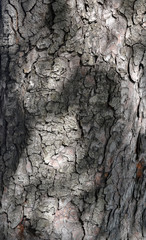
0,0,145,239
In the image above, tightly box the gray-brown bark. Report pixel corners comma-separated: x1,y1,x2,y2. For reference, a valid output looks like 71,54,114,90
0,0,146,239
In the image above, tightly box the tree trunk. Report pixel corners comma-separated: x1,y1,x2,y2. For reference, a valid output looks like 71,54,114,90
0,0,145,239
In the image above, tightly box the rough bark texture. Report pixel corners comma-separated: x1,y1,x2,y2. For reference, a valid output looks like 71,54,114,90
0,0,146,239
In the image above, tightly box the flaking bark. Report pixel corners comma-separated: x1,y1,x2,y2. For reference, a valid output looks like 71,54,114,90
0,0,145,239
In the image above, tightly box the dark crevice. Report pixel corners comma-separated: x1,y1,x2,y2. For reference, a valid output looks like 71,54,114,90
135,131,141,160
85,3,89,12
45,3,56,31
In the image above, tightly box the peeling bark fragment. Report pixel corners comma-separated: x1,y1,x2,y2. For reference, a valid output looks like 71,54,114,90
53,202,84,239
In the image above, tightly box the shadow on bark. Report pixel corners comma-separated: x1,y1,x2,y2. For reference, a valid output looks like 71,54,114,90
0,0,145,239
